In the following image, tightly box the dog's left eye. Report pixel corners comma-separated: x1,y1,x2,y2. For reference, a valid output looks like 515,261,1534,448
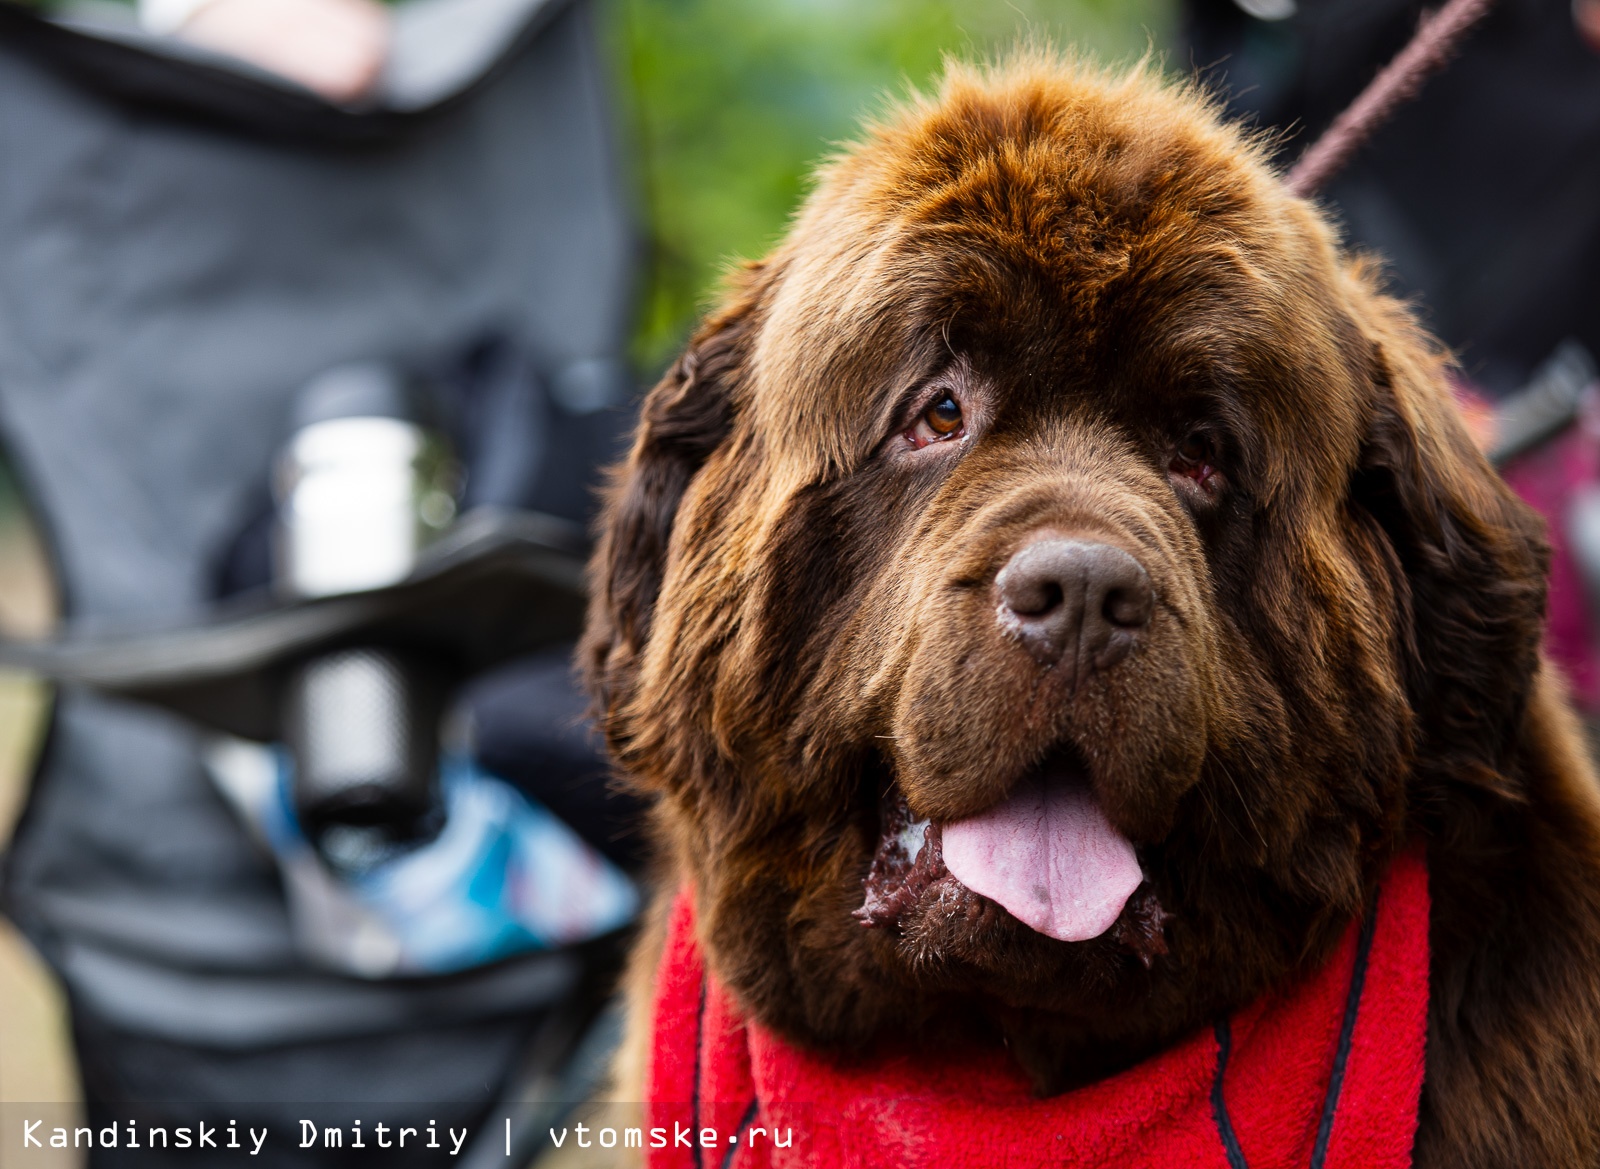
1170,430,1218,486
905,395,965,448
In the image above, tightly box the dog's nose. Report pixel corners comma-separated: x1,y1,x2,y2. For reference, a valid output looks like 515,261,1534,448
996,538,1153,671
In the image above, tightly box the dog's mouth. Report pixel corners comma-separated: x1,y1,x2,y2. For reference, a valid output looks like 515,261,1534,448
856,751,1174,967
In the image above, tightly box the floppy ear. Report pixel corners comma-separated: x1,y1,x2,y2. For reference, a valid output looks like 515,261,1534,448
1349,292,1550,796
580,284,758,723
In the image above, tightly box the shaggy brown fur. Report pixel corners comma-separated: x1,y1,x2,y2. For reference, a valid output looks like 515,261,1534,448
582,55,1600,1166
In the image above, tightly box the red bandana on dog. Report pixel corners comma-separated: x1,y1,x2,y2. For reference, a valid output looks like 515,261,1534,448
645,848,1428,1169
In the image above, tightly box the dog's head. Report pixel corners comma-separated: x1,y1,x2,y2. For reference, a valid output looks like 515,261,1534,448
583,58,1548,1087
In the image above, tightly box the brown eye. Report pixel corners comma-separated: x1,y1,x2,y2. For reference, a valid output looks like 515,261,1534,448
1170,430,1219,488
904,393,967,449
926,396,963,435
1175,432,1210,465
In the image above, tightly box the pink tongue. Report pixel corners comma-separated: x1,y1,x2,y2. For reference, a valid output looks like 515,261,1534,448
942,771,1142,942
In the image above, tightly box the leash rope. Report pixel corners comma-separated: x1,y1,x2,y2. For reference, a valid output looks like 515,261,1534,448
1286,0,1497,196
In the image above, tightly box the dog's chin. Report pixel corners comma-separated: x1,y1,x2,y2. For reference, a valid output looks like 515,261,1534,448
856,748,1175,993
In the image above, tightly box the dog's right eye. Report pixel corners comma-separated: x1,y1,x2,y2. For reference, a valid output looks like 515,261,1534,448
905,395,965,449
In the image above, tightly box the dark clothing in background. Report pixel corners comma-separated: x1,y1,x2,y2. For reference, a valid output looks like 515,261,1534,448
74,1014,536,1168
0,0,640,1157
463,650,648,874
1184,0,1600,395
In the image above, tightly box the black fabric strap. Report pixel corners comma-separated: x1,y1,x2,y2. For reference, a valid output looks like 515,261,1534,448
1310,893,1382,1168
693,977,707,1169
1212,885,1384,1169
720,1098,760,1169
1211,1018,1250,1169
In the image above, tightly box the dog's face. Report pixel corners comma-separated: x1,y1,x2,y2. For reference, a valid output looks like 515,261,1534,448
585,60,1548,1088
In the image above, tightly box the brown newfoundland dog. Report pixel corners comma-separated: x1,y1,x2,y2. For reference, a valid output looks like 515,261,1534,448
582,55,1600,1166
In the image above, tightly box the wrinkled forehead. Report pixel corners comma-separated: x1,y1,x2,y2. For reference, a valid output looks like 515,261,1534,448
746,138,1363,487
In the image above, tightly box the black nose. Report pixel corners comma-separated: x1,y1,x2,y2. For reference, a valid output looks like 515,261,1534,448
995,538,1154,672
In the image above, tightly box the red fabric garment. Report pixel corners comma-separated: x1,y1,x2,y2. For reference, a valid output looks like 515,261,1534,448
644,847,1429,1169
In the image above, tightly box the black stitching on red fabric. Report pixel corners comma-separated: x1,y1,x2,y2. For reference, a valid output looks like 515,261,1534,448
1310,890,1382,1169
693,977,706,1169
719,1097,760,1169
1211,1017,1250,1169
686,888,1384,1169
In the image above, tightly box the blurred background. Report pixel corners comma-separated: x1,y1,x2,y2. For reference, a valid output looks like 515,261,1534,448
611,0,1173,371
0,460,65,1121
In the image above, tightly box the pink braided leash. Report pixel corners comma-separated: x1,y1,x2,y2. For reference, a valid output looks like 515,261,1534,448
1286,0,1497,197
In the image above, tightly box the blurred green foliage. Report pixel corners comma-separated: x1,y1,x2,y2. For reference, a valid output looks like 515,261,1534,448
607,0,1177,374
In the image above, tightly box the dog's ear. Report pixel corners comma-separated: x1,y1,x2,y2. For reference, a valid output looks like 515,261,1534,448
580,281,758,724
1349,291,1550,796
